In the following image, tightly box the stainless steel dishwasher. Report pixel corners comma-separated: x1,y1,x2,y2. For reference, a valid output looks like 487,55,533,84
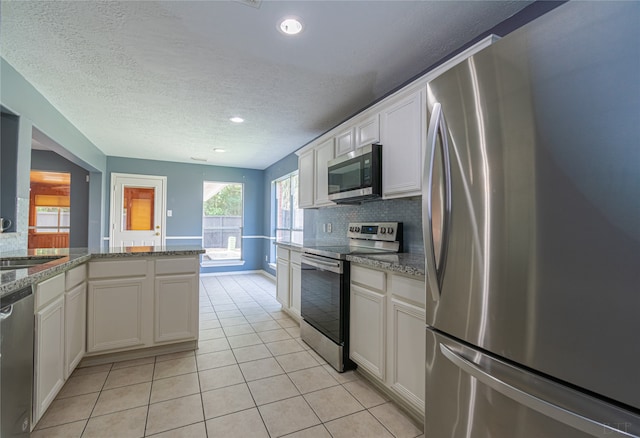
1,285,34,437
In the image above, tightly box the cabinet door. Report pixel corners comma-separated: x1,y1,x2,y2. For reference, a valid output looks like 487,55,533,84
298,150,315,208
389,298,426,412
87,277,146,352
155,273,199,343
356,114,380,148
314,138,335,206
34,295,65,423
276,258,290,307
350,284,386,380
64,283,86,379
380,89,425,198
335,127,355,156
289,262,301,317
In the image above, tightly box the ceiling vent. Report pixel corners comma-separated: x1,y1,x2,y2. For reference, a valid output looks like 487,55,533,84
234,0,262,9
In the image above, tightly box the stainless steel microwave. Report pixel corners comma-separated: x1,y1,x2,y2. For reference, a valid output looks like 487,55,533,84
328,144,382,203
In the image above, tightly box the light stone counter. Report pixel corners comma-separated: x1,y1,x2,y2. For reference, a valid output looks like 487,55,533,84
346,253,425,278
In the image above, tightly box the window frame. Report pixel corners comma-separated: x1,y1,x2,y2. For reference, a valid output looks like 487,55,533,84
272,170,304,255
32,206,71,234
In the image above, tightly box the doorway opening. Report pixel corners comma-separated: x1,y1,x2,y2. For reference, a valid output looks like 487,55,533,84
28,170,71,249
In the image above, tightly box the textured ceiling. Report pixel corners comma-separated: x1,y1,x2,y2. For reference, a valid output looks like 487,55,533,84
1,1,531,170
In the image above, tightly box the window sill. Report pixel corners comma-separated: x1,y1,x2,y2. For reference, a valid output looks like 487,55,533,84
200,260,246,268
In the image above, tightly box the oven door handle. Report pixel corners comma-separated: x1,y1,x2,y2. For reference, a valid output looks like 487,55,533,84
301,254,343,274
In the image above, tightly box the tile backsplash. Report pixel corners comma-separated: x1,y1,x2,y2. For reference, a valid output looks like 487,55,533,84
303,198,424,254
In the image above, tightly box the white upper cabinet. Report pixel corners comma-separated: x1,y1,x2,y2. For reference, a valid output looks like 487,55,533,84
298,149,315,208
335,127,355,157
356,114,380,148
314,137,335,207
380,88,425,199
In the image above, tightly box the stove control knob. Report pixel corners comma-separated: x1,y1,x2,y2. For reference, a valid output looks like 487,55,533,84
349,227,354,232
355,227,360,232
387,227,394,235
380,227,386,234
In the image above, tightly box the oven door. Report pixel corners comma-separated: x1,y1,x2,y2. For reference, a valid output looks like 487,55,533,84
300,253,347,345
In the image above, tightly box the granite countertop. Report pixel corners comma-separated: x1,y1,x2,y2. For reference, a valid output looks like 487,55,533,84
1,245,205,297
273,241,303,251
346,253,426,278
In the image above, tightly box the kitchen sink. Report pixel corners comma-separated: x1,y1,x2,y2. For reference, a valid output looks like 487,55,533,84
0,257,63,270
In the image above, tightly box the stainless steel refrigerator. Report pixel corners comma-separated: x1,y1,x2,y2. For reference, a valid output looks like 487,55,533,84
422,2,640,437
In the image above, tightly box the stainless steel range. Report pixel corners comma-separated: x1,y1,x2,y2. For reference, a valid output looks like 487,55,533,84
300,222,403,372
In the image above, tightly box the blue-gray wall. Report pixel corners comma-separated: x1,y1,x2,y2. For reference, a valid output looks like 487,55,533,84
1,112,19,233
106,156,264,274
31,150,90,248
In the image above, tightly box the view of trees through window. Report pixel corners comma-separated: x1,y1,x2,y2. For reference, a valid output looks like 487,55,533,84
202,182,243,262
274,171,303,250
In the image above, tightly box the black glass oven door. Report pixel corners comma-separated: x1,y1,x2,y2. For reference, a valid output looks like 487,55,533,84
300,261,345,345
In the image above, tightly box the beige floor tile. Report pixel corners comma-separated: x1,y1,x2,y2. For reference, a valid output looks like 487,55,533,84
199,364,245,392
205,408,269,438
72,363,112,377
369,402,423,438
83,405,147,438
304,385,364,422
217,309,244,319
56,371,108,399
30,420,86,438
92,382,152,416
240,306,266,315
277,318,299,329
324,411,393,438
258,396,320,438
222,323,255,337
219,316,249,327
343,379,389,408
227,332,263,348
200,305,214,314
258,328,292,343
196,349,237,371
288,366,340,394
266,339,305,356
244,313,273,323
248,374,300,405
269,310,290,320
250,320,283,332
233,344,272,363
112,356,155,370
199,312,218,321
306,348,328,365
155,350,195,363
239,357,285,381
146,394,204,435
285,326,301,338
283,425,332,438
153,356,197,380
147,421,207,438
275,351,320,373
36,392,99,429
199,319,221,330
296,339,312,350
213,303,238,311
201,383,255,419
103,363,154,390
198,327,225,340
323,365,359,384
196,337,231,355
150,372,200,404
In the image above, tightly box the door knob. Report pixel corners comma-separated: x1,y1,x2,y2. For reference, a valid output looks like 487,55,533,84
155,232,160,236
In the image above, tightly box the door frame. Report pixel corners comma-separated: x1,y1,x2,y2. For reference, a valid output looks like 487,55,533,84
109,173,167,246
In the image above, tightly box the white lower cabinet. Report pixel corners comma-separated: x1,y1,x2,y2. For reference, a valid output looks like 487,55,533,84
155,273,198,343
64,282,86,378
350,284,386,380
276,258,290,308
34,294,65,424
289,254,301,318
275,245,302,320
350,264,425,415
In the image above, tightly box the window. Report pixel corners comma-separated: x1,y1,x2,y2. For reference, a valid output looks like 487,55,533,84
273,171,304,245
34,206,70,233
202,181,243,263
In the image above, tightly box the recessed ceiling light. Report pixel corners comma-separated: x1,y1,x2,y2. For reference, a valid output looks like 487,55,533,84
229,117,244,123
279,17,303,35
213,148,226,153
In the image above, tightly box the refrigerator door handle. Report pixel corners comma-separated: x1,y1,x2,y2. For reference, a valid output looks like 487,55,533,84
423,102,452,302
439,343,637,438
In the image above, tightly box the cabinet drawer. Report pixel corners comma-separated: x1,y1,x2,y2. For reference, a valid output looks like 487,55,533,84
351,265,386,292
388,273,425,307
65,264,87,290
276,246,290,261
290,250,302,265
155,257,197,275
89,259,148,279
36,273,65,310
